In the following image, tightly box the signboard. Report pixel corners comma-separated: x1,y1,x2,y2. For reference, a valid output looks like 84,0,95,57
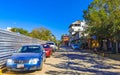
63,36,69,41
92,35,96,40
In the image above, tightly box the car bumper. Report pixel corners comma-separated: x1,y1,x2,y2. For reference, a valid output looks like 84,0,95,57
45,51,51,57
6,63,41,71
7,66,38,71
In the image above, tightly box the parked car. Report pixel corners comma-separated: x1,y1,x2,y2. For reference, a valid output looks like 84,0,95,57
6,44,46,71
46,42,57,52
71,44,79,50
42,44,53,57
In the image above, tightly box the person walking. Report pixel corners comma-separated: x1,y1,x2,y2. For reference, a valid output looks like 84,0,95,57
92,40,99,53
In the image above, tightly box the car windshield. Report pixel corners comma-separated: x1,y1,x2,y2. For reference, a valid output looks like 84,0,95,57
19,45,42,53
43,44,50,48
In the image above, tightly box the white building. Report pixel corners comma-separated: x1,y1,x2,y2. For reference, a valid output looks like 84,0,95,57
68,20,87,45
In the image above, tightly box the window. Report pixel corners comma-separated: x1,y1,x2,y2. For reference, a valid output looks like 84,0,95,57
42,44,50,48
19,45,42,53
74,24,80,26
46,42,54,45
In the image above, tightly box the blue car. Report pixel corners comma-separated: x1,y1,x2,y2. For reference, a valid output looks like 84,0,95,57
71,44,79,50
6,44,46,71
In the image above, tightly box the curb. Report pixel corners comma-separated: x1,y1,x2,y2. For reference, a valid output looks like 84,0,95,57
0,67,7,75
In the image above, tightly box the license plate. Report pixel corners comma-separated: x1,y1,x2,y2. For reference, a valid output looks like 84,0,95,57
17,64,24,68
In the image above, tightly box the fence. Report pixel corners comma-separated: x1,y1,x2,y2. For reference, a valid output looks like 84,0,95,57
0,29,46,68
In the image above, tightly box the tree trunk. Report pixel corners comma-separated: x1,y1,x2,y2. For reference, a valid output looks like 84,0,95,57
116,41,118,54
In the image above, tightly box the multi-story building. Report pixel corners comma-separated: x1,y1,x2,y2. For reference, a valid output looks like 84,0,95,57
61,34,69,46
68,20,87,46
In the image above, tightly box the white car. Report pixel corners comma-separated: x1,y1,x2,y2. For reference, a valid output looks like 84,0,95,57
46,42,57,52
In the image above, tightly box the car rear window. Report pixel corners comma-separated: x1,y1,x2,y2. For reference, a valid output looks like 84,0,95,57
19,45,42,53
42,44,50,48
46,43,54,45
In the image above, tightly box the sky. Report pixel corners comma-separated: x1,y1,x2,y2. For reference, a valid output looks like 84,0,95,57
0,0,93,40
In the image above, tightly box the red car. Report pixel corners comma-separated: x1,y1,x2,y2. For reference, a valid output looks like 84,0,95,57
42,44,52,57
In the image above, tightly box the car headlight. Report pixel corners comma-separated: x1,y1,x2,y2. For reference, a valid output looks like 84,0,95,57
29,58,39,64
7,59,14,64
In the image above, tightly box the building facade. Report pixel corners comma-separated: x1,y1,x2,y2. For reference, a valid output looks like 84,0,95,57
68,20,87,46
61,34,69,46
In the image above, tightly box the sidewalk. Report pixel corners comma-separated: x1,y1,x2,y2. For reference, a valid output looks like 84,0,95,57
85,49,120,61
104,53,120,61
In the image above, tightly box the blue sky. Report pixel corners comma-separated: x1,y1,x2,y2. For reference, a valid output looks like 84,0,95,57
0,0,93,40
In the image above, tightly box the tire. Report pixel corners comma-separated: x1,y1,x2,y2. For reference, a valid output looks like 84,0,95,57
44,58,46,62
43,54,46,62
48,55,51,58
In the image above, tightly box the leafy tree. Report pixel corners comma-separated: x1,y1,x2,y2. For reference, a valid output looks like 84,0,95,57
11,27,57,42
10,28,29,36
83,0,120,40
30,27,57,42
51,34,57,43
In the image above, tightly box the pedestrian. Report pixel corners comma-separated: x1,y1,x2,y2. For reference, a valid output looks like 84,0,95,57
92,40,99,53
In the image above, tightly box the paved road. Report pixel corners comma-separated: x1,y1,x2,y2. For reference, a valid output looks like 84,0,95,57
3,46,120,75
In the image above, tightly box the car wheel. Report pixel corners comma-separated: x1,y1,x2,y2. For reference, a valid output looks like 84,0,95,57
43,55,46,62
51,51,53,55
48,55,51,58
44,58,46,62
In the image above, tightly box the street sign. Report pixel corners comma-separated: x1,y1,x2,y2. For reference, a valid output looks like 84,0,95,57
92,35,96,39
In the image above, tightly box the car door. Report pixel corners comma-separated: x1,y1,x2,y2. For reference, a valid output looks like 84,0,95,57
40,45,46,62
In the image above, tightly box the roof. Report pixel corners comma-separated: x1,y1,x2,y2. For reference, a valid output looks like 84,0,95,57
69,20,81,28
22,44,42,46
46,41,55,44
72,20,81,24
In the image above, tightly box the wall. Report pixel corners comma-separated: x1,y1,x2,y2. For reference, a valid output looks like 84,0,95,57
0,29,46,68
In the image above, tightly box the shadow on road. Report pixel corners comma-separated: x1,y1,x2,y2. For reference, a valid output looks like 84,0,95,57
46,71,81,75
5,70,35,75
45,47,120,75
